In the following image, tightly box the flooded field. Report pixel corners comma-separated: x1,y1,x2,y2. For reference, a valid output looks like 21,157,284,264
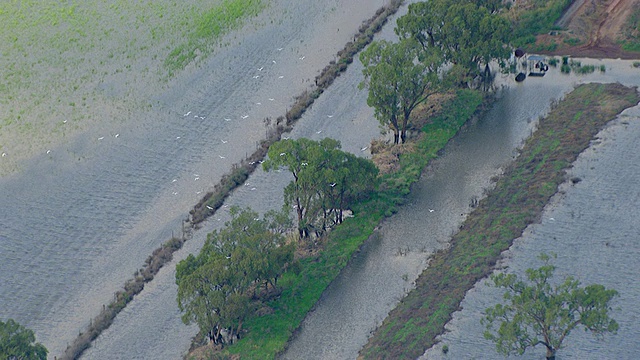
283,60,640,360
0,0,387,357
421,79,640,359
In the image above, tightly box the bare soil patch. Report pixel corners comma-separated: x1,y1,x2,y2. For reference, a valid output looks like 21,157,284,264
537,0,640,58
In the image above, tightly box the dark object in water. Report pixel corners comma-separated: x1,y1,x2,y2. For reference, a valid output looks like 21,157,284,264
515,72,526,82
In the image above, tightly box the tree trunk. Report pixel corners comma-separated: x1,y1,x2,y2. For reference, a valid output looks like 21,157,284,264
546,347,556,360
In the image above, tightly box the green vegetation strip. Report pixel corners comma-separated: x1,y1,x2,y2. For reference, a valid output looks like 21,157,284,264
359,83,639,359
59,2,404,359
206,89,483,359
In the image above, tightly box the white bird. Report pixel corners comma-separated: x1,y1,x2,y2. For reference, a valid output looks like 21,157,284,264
283,136,290,140
199,116,205,119
258,160,264,164
183,111,191,117
299,56,305,60
269,98,275,101
194,177,200,181
361,146,368,151
277,48,283,51
224,118,231,121
279,152,286,156
429,209,435,213
278,75,284,79
176,136,181,139
196,191,202,194
549,217,555,221
272,60,277,64
114,133,119,138
194,174,200,177
258,66,264,71
327,115,334,118
256,102,261,105
316,130,322,134
206,205,213,210
301,162,308,166
172,179,177,183
98,136,104,140
63,120,67,123
249,161,256,165
1,153,5,157
251,187,256,191
253,75,260,79
225,254,231,258
219,155,226,159
173,191,178,195
46,150,51,154
194,115,199,118
221,139,228,144
330,183,336,187
241,115,249,119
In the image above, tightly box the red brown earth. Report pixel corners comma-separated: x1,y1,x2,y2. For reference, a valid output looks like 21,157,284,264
536,0,640,59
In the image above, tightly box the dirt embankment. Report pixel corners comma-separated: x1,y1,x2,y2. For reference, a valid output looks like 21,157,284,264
537,0,640,59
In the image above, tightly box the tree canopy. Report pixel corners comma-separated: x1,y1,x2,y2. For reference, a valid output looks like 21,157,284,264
395,0,512,85
176,207,296,346
360,38,440,144
483,254,619,360
263,138,378,238
0,319,47,360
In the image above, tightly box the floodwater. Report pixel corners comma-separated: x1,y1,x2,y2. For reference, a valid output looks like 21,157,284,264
421,73,640,358
0,0,387,358
282,62,640,359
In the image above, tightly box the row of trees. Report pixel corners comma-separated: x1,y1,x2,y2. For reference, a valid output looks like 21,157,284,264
360,0,512,143
176,207,296,346
177,138,379,346
263,138,378,239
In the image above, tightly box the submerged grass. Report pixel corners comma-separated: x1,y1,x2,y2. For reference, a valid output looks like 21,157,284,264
359,83,639,359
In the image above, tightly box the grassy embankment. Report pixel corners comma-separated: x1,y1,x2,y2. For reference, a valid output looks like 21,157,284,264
188,89,483,359
58,1,404,359
505,0,573,52
359,82,640,359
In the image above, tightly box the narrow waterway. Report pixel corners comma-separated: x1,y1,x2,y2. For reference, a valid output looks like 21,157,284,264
282,60,640,359
421,66,640,359
0,1,387,358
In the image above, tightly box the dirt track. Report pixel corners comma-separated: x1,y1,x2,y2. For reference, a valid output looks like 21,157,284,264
540,0,640,59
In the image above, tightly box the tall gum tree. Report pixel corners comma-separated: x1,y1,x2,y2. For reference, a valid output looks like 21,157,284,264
396,0,512,86
483,254,619,360
360,38,441,144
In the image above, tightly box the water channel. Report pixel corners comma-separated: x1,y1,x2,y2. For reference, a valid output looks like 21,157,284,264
281,62,640,359
2,1,639,359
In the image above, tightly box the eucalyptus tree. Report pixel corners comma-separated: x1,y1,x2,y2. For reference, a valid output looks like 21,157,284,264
360,38,441,144
396,0,512,86
176,207,295,346
483,254,619,360
0,319,47,360
263,138,378,238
